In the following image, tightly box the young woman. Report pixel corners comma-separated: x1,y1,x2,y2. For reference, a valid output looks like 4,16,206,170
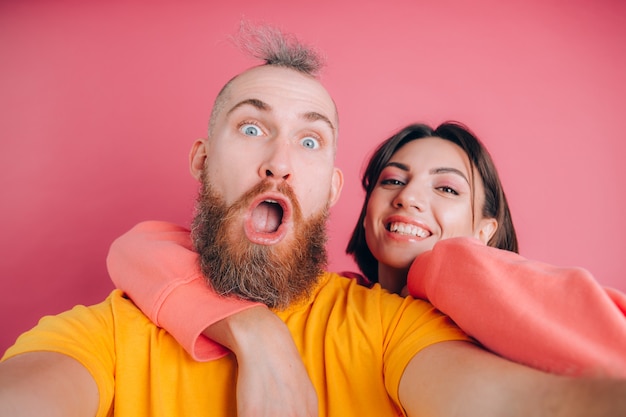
107,122,626,393
345,123,626,376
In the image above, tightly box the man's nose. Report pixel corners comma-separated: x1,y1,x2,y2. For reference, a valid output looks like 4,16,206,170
259,139,292,181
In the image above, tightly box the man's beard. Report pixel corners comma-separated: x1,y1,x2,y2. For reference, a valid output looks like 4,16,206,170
191,177,329,310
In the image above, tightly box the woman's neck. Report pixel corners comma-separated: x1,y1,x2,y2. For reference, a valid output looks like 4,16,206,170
377,264,409,295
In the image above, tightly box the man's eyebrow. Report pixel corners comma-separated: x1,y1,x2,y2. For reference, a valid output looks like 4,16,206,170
227,99,335,133
303,111,335,133
226,98,270,116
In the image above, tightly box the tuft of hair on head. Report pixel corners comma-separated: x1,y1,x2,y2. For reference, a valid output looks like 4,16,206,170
230,20,326,77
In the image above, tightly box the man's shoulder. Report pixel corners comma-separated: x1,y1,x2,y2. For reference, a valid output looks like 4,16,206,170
307,271,469,346
316,271,380,297
62,289,153,323
315,271,435,313
3,290,154,360
319,271,466,327
321,271,400,297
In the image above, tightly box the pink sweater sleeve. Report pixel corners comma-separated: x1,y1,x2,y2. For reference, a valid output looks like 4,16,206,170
106,220,264,361
407,236,626,378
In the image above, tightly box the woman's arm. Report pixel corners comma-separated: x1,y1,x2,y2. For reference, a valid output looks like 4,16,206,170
106,220,262,360
407,237,626,377
106,221,318,417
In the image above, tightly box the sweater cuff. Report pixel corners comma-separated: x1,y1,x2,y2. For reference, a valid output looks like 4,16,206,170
156,275,265,361
407,250,436,299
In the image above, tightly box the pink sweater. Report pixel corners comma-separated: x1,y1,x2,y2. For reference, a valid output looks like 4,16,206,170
408,237,626,377
107,221,626,377
107,221,263,360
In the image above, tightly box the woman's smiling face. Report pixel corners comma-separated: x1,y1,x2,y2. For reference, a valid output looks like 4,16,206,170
364,137,496,285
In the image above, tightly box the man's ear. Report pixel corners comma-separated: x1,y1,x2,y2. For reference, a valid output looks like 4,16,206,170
189,139,208,181
328,167,344,207
475,217,498,245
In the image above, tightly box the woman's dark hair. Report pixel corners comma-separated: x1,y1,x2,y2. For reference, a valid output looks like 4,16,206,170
346,121,518,283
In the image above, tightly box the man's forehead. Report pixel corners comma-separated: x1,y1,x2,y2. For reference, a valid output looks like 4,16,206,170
226,66,338,125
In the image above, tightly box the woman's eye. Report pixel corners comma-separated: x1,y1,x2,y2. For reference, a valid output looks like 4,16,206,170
437,186,458,195
301,137,320,149
240,124,263,136
380,179,404,186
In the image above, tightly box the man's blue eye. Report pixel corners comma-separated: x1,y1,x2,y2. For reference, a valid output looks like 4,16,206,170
301,137,319,149
241,124,262,136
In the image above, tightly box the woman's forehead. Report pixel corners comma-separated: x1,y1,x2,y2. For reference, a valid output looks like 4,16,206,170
392,137,471,172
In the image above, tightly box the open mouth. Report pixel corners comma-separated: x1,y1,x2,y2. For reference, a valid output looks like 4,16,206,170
386,221,431,238
245,193,292,245
252,199,285,233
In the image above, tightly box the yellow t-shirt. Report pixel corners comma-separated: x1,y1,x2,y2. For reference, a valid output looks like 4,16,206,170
3,272,468,417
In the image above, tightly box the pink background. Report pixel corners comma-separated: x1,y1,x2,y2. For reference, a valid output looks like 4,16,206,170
1,0,625,353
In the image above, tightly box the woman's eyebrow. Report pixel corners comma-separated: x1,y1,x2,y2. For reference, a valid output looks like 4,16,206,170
385,161,410,172
431,167,470,184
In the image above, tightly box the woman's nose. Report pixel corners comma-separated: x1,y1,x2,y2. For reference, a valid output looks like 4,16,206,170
392,186,425,211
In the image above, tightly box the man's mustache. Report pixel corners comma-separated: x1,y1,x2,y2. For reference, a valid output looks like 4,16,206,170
226,179,302,221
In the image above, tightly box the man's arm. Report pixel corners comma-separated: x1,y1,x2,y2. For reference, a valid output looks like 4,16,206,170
400,340,626,417
0,352,99,417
